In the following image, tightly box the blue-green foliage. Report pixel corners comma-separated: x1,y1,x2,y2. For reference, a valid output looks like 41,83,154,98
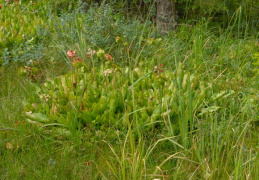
51,5,151,47
1,0,258,65
0,3,153,65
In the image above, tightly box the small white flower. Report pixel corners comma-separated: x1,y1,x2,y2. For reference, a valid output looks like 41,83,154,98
103,69,112,77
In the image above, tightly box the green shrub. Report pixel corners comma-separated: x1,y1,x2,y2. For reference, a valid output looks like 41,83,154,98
22,49,235,145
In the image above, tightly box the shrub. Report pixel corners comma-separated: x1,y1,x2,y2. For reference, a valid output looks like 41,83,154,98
22,49,235,146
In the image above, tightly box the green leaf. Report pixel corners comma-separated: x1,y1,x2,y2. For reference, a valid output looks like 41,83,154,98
198,106,220,117
24,112,49,123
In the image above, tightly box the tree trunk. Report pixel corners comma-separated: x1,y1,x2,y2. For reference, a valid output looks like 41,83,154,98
81,0,103,12
156,0,178,34
81,0,87,12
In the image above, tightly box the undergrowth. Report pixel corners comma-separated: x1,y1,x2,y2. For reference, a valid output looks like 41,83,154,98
0,1,258,179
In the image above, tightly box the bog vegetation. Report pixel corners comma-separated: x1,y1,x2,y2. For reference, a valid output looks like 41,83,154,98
0,0,258,179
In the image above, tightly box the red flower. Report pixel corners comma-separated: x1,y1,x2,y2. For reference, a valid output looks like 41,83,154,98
72,57,84,68
105,54,113,61
67,50,76,59
76,57,83,62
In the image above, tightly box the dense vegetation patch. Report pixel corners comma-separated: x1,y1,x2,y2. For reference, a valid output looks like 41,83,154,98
0,0,258,179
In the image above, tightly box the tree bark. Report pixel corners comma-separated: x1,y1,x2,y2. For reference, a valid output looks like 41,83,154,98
81,0,103,12
81,0,87,12
156,0,178,34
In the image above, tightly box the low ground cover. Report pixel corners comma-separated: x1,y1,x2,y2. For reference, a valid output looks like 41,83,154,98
0,1,258,179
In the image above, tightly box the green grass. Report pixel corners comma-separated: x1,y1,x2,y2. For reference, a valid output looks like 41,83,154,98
1,1,258,179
